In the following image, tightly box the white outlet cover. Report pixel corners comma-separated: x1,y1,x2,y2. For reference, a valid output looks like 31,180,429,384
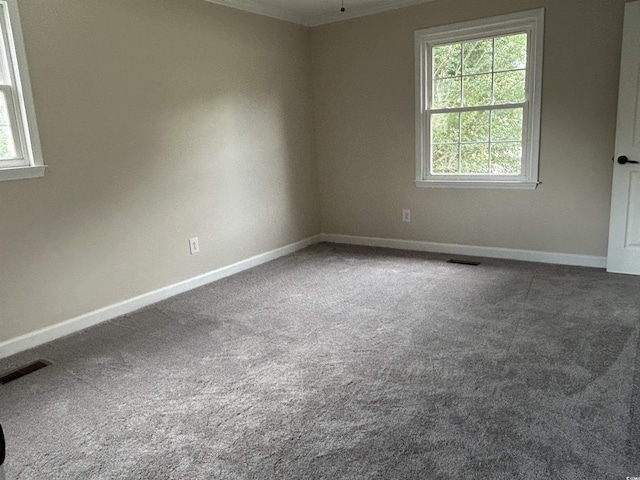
189,237,200,254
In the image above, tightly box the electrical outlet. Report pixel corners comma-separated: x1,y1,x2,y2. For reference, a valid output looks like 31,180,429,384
189,237,200,255
402,209,411,223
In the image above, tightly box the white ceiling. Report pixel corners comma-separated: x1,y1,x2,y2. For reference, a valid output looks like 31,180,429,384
205,0,437,27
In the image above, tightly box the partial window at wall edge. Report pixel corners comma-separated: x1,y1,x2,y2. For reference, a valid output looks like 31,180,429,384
0,0,45,182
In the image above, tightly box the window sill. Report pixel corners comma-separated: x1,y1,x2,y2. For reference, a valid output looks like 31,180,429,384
0,165,46,182
415,180,539,190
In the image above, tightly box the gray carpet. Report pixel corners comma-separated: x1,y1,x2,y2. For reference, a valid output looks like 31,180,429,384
1,243,640,479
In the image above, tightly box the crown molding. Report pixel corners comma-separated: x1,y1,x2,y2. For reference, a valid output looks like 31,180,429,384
204,0,439,27
204,0,309,26
309,0,437,26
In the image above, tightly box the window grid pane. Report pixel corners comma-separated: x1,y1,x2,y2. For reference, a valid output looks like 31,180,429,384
491,142,522,174
0,91,16,160
431,112,460,144
494,33,528,72
460,143,490,174
462,38,493,76
432,143,460,174
433,43,462,79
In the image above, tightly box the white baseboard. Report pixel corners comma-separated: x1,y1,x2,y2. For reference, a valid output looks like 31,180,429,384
319,234,607,269
0,232,607,360
0,235,322,360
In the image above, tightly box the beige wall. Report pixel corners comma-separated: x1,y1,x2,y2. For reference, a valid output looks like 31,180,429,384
0,0,629,346
0,0,320,343
312,0,625,256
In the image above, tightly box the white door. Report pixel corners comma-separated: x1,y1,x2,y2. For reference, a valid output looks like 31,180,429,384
607,0,640,274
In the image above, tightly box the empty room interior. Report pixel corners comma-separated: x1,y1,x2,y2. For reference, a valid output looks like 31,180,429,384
1,0,639,478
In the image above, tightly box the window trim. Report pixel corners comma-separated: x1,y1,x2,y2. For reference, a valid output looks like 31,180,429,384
414,9,544,190
0,0,45,182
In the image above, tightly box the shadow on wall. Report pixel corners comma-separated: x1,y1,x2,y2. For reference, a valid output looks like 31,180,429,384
0,0,318,341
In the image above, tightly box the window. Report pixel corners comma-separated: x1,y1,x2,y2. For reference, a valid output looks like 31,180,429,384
415,9,544,189
0,0,44,182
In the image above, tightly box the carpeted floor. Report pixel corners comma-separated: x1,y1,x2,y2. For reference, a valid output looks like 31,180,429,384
1,243,640,479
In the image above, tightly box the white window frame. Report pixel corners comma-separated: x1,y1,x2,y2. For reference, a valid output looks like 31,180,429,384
414,9,544,190
0,0,44,182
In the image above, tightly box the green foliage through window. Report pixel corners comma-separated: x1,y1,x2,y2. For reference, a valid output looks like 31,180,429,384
0,94,16,160
430,33,527,175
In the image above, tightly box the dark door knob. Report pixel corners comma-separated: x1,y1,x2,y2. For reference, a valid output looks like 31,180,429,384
618,155,639,164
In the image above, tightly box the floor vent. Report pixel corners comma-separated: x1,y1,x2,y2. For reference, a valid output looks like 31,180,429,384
447,259,481,266
0,360,51,385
